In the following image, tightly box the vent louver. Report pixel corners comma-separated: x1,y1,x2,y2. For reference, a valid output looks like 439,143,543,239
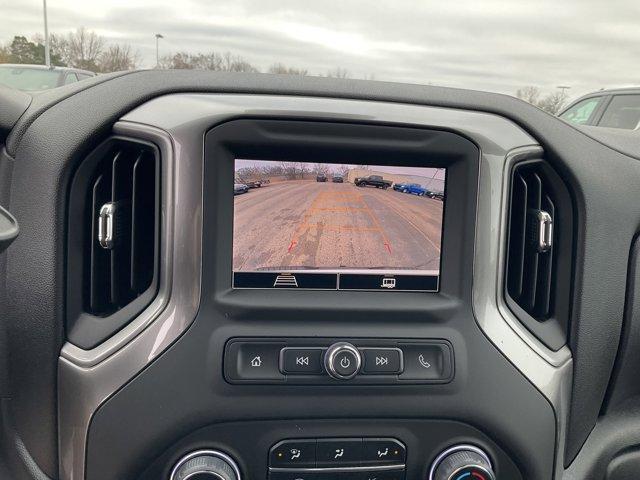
507,167,555,319
505,160,573,350
67,137,160,349
86,141,158,315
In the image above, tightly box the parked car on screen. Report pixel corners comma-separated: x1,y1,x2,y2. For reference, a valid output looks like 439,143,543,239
354,175,392,189
332,175,344,183
234,183,249,194
430,192,445,201
393,182,429,196
559,87,640,130
0,64,96,92
243,180,262,188
316,174,327,182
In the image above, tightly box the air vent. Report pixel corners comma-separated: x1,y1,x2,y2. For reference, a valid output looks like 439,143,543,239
67,137,160,348
86,142,158,315
505,160,573,350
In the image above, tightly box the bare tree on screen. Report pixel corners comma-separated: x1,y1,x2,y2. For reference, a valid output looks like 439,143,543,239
313,163,330,175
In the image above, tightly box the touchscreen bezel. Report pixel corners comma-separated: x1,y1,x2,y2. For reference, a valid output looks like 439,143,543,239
203,118,479,302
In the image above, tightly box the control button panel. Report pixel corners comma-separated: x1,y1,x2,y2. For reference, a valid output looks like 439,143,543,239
362,438,406,464
224,338,453,385
281,348,324,374
225,341,286,382
316,438,363,466
399,343,453,381
325,343,362,380
270,440,317,467
361,348,403,374
269,438,406,480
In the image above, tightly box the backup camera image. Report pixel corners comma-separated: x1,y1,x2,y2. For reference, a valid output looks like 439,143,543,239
232,160,445,291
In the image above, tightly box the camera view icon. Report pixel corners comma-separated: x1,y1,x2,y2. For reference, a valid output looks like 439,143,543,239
274,273,298,287
381,277,396,289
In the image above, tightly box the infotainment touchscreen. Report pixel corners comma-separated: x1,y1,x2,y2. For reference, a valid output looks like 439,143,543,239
232,160,445,291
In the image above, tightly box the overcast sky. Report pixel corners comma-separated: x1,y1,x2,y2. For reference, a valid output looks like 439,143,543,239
236,160,445,180
2,0,638,99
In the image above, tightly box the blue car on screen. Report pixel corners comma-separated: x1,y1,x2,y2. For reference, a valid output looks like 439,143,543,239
393,183,430,196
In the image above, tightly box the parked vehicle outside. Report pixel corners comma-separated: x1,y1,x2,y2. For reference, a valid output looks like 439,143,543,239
316,174,327,182
332,175,344,183
559,87,640,130
0,64,96,92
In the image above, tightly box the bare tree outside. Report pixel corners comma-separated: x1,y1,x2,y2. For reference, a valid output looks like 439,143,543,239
516,85,569,115
62,27,105,71
159,51,258,72
326,67,350,78
516,86,541,105
537,90,570,115
31,29,139,72
98,44,139,72
268,63,308,76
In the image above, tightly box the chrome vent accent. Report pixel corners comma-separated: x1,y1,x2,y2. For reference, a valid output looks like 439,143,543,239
505,160,573,350
86,140,158,315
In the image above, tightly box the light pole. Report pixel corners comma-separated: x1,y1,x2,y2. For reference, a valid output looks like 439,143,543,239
155,33,164,68
43,0,50,67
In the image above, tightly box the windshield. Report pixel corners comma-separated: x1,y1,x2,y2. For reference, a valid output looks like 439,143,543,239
0,66,60,91
1,0,638,111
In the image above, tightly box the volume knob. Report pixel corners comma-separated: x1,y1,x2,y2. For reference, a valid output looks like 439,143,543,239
170,450,241,480
429,445,496,480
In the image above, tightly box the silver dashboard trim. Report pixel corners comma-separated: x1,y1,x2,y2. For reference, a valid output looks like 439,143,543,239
57,94,571,480
428,444,493,480
58,121,201,479
473,144,573,477
170,450,242,480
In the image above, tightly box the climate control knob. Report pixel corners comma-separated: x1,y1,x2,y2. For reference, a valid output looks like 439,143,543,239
429,445,495,480
170,450,241,480
324,342,362,380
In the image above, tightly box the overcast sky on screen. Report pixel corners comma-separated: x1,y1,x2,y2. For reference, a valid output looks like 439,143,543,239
235,160,446,180
2,0,638,99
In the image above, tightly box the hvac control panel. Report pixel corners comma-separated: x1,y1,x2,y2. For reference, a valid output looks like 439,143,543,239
269,438,406,480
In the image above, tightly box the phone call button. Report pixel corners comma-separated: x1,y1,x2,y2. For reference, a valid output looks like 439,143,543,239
398,343,453,381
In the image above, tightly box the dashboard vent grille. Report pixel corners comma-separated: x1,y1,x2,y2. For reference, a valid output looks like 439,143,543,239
85,140,159,316
505,159,573,350
506,165,555,319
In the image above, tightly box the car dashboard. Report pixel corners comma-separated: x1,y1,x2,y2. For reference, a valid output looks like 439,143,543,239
1,71,640,480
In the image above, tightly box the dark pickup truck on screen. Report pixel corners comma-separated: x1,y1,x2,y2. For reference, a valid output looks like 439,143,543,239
354,175,392,189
